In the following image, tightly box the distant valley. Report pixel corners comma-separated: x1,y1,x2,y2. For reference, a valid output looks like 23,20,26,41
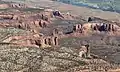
56,0,120,13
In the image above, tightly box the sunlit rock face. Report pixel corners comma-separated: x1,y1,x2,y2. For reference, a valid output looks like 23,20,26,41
0,4,9,9
74,23,119,32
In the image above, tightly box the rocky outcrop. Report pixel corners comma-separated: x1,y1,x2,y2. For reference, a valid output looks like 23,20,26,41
2,34,59,48
79,45,90,58
0,2,119,71
10,3,27,8
0,14,13,19
0,2,27,9
0,4,9,9
73,22,120,35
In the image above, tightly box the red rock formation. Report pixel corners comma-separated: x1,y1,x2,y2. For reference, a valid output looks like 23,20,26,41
0,4,9,9
73,24,83,33
10,3,27,8
0,14,13,19
3,34,59,48
79,45,90,58
0,2,27,9
73,23,120,34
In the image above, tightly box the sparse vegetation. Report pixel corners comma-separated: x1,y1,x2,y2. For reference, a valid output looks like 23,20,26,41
0,0,120,72
58,0,120,12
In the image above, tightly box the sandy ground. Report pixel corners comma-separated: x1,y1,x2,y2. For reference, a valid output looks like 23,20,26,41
2,0,120,23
